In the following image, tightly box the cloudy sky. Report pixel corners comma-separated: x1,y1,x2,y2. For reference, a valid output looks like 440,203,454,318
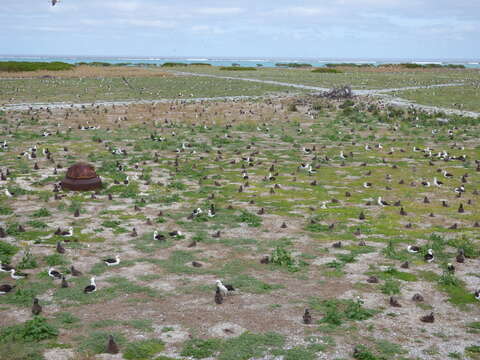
1,0,479,59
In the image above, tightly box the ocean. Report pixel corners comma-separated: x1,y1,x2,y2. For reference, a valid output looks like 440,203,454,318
0,56,479,68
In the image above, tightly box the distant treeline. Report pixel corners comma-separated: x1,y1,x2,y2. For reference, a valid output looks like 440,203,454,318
399,63,465,69
0,61,74,72
220,66,257,71
325,63,466,69
325,63,374,68
311,68,342,73
276,63,312,68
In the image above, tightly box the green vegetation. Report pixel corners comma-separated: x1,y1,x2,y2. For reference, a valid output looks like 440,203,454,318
1,316,58,342
312,68,342,73
124,339,165,360
0,61,74,72
181,332,285,360
0,240,19,263
276,63,312,68
220,66,257,71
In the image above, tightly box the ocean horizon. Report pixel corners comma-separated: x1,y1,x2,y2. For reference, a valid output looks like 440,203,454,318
1,55,479,68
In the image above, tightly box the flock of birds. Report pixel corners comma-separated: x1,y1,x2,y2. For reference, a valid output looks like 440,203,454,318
0,99,479,357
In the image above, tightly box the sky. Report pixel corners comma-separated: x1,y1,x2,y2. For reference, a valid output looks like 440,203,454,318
0,0,479,59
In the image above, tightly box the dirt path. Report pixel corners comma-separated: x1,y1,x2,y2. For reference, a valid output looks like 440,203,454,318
172,70,464,95
1,71,478,118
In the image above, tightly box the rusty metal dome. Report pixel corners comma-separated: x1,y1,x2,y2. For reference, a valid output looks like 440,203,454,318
61,162,102,191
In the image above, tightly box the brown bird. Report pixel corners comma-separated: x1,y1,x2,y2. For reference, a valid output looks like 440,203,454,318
61,275,69,288
412,293,424,302
56,241,65,254
260,256,270,264
332,241,342,248
257,207,265,215
389,296,402,307
420,312,434,323
70,265,82,276
303,309,312,324
192,261,202,268
32,298,42,315
456,249,465,263
359,212,365,220
367,276,378,283
400,261,409,269
280,222,287,229
106,335,120,354
215,287,223,304
187,240,197,248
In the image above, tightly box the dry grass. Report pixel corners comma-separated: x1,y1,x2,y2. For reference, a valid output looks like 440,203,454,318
0,65,172,79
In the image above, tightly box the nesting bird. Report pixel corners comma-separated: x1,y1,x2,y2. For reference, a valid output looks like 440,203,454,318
215,280,235,296
420,312,434,323
0,284,15,294
407,245,420,253
84,277,97,293
104,255,120,266
48,268,62,279
424,249,434,263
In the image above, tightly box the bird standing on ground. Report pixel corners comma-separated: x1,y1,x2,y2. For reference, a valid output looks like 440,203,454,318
303,309,312,324
215,287,223,304
70,265,82,276
106,335,120,354
32,298,42,315
56,241,66,254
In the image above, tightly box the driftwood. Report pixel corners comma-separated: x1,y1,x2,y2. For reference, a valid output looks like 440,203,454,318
321,85,353,99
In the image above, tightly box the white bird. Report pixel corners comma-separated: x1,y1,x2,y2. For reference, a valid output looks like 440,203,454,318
377,196,389,206
104,255,120,266
153,231,165,241
424,249,434,263
443,170,453,178
0,261,14,272
62,227,73,237
320,201,327,209
339,151,346,160
407,245,420,253
215,280,235,296
433,177,442,186
84,277,97,293
10,269,27,280
48,268,62,279
4,189,12,197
